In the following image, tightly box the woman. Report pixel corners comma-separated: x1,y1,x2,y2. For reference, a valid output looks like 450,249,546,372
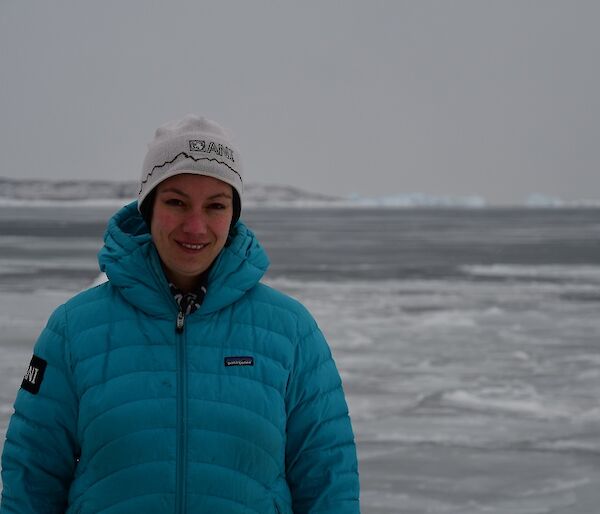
0,115,360,513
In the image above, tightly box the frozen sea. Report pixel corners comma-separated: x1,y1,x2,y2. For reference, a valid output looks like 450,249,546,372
1,204,600,514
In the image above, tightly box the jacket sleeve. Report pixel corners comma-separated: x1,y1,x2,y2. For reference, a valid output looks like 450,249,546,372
1,304,79,514
285,313,360,513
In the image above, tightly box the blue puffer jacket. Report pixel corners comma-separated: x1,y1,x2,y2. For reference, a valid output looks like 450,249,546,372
0,202,360,514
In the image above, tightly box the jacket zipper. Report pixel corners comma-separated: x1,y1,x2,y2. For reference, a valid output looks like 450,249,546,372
149,253,189,512
176,311,185,333
175,308,187,514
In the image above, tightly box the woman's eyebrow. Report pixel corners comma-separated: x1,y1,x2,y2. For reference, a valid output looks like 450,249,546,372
158,188,232,200
158,187,189,197
207,192,233,200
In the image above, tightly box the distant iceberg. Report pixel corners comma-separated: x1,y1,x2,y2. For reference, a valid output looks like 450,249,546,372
526,193,600,208
526,193,565,207
345,192,487,208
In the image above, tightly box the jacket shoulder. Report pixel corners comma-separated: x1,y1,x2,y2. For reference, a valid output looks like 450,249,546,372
59,281,125,335
244,282,319,335
62,281,115,312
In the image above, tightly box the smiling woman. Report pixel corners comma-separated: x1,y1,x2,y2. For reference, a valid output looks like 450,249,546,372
0,115,360,514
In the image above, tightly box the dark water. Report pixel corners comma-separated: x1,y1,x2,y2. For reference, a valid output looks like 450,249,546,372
248,207,600,280
1,205,599,292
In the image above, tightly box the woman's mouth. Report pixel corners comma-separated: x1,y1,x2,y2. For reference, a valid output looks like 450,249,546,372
177,241,208,251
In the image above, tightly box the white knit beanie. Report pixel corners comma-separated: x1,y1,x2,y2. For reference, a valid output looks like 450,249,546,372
138,114,243,213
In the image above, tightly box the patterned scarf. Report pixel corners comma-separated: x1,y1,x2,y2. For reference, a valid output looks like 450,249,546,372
169,276,208,315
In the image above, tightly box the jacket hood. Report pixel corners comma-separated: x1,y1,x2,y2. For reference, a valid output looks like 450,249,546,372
98,201,269,317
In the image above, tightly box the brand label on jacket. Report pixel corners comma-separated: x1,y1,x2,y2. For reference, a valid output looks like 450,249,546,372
224,356,254,367
21,355,47,395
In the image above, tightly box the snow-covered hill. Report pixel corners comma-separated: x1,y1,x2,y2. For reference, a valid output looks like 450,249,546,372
0,177,137,202
0,177,341,207
1,177,598,208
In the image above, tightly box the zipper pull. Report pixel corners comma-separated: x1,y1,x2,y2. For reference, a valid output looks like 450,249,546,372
176,311,185,333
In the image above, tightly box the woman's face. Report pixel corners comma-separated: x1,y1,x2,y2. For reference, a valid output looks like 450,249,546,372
151,173,233,292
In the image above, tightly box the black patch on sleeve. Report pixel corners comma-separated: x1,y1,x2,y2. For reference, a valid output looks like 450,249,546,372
21,355,47,395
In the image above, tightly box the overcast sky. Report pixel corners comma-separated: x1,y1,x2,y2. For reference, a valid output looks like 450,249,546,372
1,1,599,204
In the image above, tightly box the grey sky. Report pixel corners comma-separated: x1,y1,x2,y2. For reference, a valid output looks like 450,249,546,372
1,1,599,204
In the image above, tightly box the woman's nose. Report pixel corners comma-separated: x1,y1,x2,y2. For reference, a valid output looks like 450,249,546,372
181,210,208,234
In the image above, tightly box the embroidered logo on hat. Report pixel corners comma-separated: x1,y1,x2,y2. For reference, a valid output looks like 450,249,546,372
21,355,47,394
189,140,235,163
224,356,254,367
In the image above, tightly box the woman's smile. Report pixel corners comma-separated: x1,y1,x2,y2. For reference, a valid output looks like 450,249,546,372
176,240,209,252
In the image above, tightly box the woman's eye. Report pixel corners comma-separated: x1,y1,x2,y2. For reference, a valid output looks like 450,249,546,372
209,203,226,210
165,198,184,207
